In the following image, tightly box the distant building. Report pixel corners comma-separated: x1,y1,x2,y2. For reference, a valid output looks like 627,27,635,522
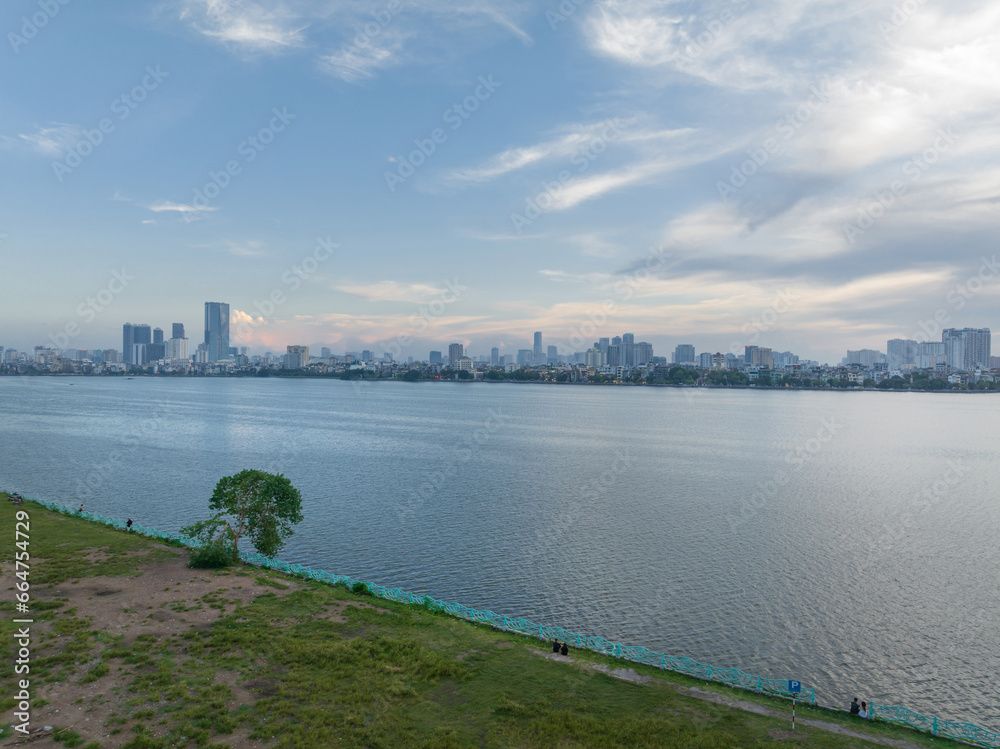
172,323,185,339
750,346,774,369
699,352,712,368
533,332,543,363
283,345,310,370
942,328,991,371
153,327,164,345
887,338,918,370
321,347,332,358
711,352,725,369
490,347,500,365
584,348,604,367
845,349,884,367
448,343,464,367
204,302,230,362
167,337,189,362
674,344,696,364
123,323,151,365
456,356,474,372
547,345,558,365
429,350,443,364
516,349,533,366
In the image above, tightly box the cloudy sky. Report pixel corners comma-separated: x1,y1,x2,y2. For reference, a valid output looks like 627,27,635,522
2,0,998,363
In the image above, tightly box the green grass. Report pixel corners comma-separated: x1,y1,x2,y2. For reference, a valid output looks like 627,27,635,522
0,493,982,748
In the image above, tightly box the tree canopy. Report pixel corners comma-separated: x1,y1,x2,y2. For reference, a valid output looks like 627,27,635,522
182,469,304,563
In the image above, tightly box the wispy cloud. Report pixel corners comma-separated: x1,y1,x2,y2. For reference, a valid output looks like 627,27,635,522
178,0,308,50
0,124,83,157
334,280,450,302
147,200,218,214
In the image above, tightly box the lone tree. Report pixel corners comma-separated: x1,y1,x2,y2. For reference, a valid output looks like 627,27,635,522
182,469,303,566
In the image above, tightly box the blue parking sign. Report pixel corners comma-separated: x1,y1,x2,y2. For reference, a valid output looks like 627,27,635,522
788,680,802,693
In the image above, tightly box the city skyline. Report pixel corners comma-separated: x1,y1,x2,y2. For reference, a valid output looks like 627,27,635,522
2,2,999,365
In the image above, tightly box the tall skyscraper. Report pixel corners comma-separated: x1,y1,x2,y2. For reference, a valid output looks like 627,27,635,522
123,323,135,365
153,327,164,344
429,351,443,364
490,347,499,365
547,345,558,364
172,323,185,339
204,302,230,362
887,339,918,370
448,343,463,367
533,331,542,363
675,344,696,364
942,328,991,371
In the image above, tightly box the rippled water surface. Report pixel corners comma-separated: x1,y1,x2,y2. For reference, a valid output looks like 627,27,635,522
2,376,998,725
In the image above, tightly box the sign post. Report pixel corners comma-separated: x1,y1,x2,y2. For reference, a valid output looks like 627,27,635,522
788,681,802,730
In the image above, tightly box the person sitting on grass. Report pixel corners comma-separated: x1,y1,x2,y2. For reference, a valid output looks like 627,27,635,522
858,702,869,719
552,639,560,654
850,697,860,715
560,642,569,657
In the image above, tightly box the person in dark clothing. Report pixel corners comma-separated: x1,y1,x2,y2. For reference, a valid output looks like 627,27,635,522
560,642,569,657
552,639,560,654
850,698,860,714
78,504,83,514
126,518,133,531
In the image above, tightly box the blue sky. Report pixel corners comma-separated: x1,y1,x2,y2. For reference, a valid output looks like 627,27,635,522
2,0,998,364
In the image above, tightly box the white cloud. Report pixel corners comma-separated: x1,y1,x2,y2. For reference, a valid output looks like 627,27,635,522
0,124,83,157
320,39,401,83
146,200,218,214
334,280,449,302
178,0,307,50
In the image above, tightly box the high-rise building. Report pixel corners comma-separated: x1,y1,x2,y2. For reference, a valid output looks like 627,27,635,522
750,346,774,368
153,327,164,345
204,302,230,362
845,349,884,367
172,323,185,339
674,344,696,364
429,351,443,364
634,342,653,366
448,343,464,367
533,331,543,363
283,345,309,370
167,337,189,362
516,349,532,365
547,345,558,365
916,341,946,369
362,350,373,362
942,328,991,371
584,348,604,367
122,324,135,364
711,352,726,369
123,323,152,365
321,347,332,358
886,339,918,370
490,347,500,365
699,352,712,368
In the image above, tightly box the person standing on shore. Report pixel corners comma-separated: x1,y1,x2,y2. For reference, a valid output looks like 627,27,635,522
126,518,133,531
78,504,83,514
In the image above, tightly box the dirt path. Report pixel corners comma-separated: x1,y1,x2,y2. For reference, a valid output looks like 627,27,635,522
530,650,923,749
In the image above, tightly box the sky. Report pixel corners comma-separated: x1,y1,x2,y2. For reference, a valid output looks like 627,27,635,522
1,0,999,365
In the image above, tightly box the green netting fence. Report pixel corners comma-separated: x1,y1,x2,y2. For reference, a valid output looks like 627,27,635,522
16,494,1000,748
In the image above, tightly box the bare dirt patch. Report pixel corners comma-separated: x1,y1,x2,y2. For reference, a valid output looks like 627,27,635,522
13,549,306,749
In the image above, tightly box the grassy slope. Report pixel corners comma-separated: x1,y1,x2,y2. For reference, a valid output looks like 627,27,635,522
0,495,975,749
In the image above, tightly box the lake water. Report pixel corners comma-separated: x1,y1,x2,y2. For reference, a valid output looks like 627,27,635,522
2,376,998,726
